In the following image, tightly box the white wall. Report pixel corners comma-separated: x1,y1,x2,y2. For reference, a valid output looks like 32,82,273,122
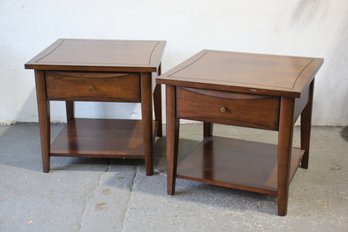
0,0,347,125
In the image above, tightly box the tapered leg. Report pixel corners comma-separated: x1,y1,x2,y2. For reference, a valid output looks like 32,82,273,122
66,101,77,152
277,97,295,216
154,85,162,137
154,65,163,137
203,122,213,138
166,85,179,195
301,80,314,169
141,72,153,176
35,71,51,173
66,101,74,121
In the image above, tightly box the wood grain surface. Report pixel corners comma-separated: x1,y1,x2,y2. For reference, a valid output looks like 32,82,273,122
25,39,166,72
157,50,323,97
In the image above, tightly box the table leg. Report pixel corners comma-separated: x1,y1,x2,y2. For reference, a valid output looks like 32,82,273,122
154,86,162,137
154,64,162,137
166,85,179,195
66,101,74,121
203,122,213,138
35,70,51,173
301,80,314,169
203,140,214,180
277,97,295,216
153,65,162,137
141,72,153,176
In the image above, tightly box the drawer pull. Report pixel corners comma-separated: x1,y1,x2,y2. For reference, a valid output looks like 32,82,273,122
88,85,95,91
220,107,227,113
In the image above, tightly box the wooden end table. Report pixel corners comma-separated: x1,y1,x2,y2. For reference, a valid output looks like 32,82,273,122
157,50,323,216
25,39,166,176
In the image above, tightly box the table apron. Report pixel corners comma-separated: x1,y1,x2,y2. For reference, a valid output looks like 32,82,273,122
176,87,280,130
45,71,141,102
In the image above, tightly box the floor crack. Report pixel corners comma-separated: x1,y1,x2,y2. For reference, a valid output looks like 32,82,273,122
119,165,138,232
78,159,112,232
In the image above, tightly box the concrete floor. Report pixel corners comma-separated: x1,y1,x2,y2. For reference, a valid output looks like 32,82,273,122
0,123,347,232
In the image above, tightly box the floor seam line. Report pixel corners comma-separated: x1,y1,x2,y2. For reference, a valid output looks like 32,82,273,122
119,165,138,232
78,160,111,232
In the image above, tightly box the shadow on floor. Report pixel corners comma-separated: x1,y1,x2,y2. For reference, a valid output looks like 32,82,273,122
0,123,318,216
0,123,160,172
341,126,348,142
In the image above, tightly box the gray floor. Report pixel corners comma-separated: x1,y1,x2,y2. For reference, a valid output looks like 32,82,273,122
0,123,347,232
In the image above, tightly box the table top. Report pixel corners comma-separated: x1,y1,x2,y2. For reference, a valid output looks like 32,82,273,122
157,50,323,97
25,39,166,72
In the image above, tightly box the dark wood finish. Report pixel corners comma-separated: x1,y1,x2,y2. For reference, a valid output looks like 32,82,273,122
294,84,310,122
177,87,280,130
46,72,140,102
277,97,295,216
157,50,323,216
34,70,50,172
26,39,166,174
177,136,304,195
51,119,157,158
25,39,166,73
157,50,323,97
141,72,154,176
66,101,74,121
300,80,314,169
203,122,213,138
166,85,179,195
154,64,163,137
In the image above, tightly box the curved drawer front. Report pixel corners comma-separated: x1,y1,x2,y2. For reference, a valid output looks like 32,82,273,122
177,87,280,130
46,72,140,102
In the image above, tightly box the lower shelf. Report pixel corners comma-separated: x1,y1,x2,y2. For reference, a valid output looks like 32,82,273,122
177,136,304,196
50,118,157,159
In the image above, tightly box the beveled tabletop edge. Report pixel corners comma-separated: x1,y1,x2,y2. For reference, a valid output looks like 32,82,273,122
159,50,208,78
149,41,166,69
158,77,303,97
24,38,166,73
293,58,324,93
157,49,324,98
24,39,64,69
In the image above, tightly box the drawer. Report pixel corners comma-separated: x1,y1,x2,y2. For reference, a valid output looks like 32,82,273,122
46,71,140,102
177,87,280,130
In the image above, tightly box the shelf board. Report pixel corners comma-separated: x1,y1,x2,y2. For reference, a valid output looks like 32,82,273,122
177,136,304,196
50,118,157,158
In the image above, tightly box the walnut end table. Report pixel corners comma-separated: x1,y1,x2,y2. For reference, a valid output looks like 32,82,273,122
25,39,166,176
157,50,323,216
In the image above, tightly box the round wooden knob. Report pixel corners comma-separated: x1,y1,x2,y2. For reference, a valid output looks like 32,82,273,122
88,85,95,91
220,107,227,113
